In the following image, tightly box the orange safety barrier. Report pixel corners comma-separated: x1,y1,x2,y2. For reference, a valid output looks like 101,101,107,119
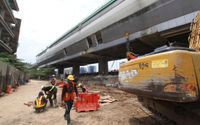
74,93,100,112
6,85,12,93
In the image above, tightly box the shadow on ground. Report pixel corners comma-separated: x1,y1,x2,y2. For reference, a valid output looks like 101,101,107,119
129,115,176,125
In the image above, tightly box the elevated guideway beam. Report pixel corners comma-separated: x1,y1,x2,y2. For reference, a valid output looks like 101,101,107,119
37,0,200,77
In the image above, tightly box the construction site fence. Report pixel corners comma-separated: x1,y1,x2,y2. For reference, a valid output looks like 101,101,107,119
0,61,30,93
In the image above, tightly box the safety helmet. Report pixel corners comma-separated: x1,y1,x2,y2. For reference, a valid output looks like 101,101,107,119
67,75,74,81
38,91,44,97
78,83,82,87
40,85,44,90
52,74,55,77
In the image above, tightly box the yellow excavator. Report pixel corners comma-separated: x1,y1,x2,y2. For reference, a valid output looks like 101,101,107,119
119,12,200,125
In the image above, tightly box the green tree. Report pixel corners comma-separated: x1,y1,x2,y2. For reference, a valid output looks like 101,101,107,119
29,66,55,79
0,52,27,71
0,52,55,79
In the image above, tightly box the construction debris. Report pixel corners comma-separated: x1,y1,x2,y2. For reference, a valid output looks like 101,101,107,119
24,101,33,107
189,11,200,51
99,95,117,104
89,91,100,93
58,102,65,108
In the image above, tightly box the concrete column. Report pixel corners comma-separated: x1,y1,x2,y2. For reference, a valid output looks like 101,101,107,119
72,64,80,77
99,58,108,75
58,65,64,74
58,65,64,79
0,28,2,40
0,9,5,19
91,34,98,47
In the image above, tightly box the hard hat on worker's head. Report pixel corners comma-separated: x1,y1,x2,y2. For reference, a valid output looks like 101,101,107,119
52,74,55,77
67,75,74,81
38,91,44,97
40,85,44,90
78,83,82,87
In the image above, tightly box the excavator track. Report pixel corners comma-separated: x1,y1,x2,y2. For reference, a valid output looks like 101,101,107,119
138,96,200,125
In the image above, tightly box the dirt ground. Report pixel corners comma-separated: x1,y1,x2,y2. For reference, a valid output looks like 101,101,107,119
0,80,173,125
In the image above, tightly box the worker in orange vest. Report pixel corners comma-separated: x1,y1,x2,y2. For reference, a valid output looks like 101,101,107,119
78,83,88,93
34,91,47,112
61,75,78,125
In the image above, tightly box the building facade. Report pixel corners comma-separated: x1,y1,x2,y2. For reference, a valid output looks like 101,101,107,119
0,0,21,54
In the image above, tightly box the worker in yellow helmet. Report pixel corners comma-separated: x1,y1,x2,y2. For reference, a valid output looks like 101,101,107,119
61,75,78,125
78,83,88,93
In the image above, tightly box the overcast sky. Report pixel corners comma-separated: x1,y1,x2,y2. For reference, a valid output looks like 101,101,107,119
14,0,110,64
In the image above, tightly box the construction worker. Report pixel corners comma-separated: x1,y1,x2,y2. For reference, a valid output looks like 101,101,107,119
34,91,47,112
51,75,56,85
61,75,78,125
41,85,57,107
78,83,88,93
126,51,138,61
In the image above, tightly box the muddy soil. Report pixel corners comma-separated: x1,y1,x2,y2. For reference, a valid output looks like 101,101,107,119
0,80,173,125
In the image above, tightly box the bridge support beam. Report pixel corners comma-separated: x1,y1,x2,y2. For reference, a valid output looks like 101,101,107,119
98,58,108,75
58,65,65,79
72,64,80,77
58,65,64,74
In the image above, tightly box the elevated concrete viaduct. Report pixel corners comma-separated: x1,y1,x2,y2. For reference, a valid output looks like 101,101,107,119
36,0,200,76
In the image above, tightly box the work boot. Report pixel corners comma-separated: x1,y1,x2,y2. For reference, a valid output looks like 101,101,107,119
68,114,71,125
67,119,71,125
67,121,71,125
65,114,71,125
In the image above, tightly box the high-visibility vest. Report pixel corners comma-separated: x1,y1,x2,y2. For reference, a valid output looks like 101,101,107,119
49,85,55,92
64,82,75,101
35,96,45,108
